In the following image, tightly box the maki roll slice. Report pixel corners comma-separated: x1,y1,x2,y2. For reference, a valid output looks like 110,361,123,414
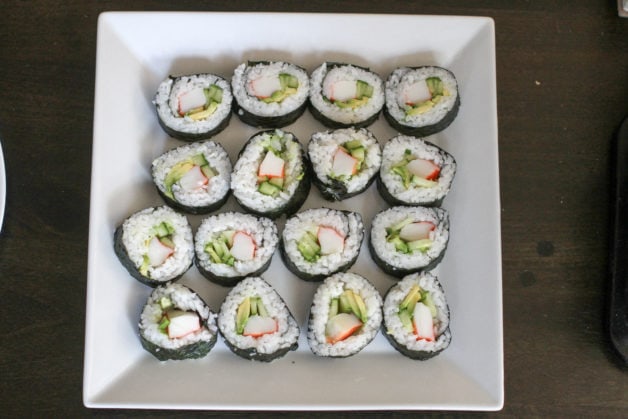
114,206,194,287
382,272,451,360
152,140,232,214
139,283,218,361
384,66,460,137
308,128,382,201
154,73,232,141
369,206,449,278
218,276,300,362
378,135,456,207
307,272,383,357
281,208,364,281
231,129,310,219
231,61,309,128
309,62,385,128
194,212,279,287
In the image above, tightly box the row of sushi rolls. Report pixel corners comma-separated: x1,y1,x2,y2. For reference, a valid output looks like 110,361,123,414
114,60,460,362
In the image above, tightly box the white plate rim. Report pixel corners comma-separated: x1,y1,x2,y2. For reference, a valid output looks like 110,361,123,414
84,11,503,411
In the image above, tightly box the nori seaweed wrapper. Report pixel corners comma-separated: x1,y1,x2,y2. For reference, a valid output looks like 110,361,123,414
194,256,273,288
155,187,231,215
383,93,460,137
367,231,448,278
376,175,446,208
312,171,377,202
279,236,360,282
140,331,217,361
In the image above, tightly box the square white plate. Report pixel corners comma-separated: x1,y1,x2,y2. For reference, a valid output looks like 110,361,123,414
84,12,502,410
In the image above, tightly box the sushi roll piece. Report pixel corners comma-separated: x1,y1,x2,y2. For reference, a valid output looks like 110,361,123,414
382,272,451,360
309,62,385,129
384,66,460,137
231,61,310,128
231,129,310,219
114,206,194,287
281,208,364,281
151,140,232,214
218,276,300,362
153,73,232,141
139,283,218,361
369,206,449,278
194,212,279,287
308,128,382,201
378,135,456,207
307,272,383,357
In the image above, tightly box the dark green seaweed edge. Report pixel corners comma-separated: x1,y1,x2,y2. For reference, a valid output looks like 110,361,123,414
233,100,308,129
155,187,231,215
195,249,274,288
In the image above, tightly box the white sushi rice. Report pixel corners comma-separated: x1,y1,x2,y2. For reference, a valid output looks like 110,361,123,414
382,272,451,353
385,67,459,128
283,208,363,277
218,277,300,355
231,130,304,212
308,128,382,194
152,140,232,208
370,206,449,271
140,283,217,350
121,206,194,282
310,63,385,125
154,74,233,135
380,135,456,204
232,61,309,117
194,212,278,277
307,272,383,357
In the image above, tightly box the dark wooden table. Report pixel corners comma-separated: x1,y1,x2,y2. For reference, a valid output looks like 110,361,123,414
1,1,627,417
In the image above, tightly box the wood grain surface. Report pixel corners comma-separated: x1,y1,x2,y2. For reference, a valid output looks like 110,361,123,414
0,1,626,417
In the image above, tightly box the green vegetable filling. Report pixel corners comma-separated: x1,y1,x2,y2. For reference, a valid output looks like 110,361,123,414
397,284,437,332
204,230,237,266
140,222,176,277
260,73,299,104
164,153,216,199
390,149,438,189
404,77,450,117
186,84,223,120
327,80,374,109
385,217,433,254
329,289,368,323
256,132,299,197
235,296,270,334
297,230,321,262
